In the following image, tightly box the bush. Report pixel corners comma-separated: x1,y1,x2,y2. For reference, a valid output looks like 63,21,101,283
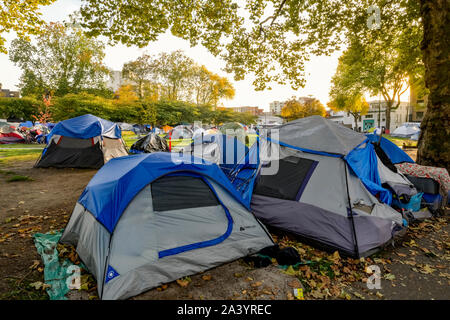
0,97,42,120
43,93,257,126
51,93,113,121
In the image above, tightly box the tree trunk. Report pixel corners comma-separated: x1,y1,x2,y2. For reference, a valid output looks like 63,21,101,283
417,0,450,171
352,113,359,131
385,101,392,133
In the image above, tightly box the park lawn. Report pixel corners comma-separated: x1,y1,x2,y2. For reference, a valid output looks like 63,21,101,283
383,135,418,148
0,148,43,158
0,144,44,164
0,144,45,149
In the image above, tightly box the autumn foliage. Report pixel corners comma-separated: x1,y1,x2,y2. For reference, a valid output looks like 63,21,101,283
281,98,326,122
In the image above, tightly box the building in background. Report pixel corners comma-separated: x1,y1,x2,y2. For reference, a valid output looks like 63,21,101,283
269,101,285,115
0,83,20,98
327,110,354,129
269,96,315,115
328,100,412,133
231,106,264,116
362,100,410,133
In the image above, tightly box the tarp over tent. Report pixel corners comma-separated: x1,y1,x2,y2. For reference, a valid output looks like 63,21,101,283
60,152,273,299
129,133,169,154
19,120,34,128
35,114,127,169
246,116,409,257
46,114,121,142
366,134,414,164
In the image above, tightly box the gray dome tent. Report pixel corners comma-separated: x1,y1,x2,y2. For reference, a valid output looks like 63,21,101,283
251,116,413,257
60,152,273,300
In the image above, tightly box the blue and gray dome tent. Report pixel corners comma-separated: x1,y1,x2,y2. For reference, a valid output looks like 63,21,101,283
35,114,128,169
247,116,414,257
60,152,273,300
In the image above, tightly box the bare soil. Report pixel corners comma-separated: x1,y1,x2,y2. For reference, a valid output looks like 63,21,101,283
0,158,448,301
0,160,297,300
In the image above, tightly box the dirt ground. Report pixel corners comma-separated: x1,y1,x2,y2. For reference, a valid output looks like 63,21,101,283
0,156,449,300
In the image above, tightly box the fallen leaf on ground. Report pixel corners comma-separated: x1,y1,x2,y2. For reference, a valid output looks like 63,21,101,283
251,281,263,288
176,278,190,287
202,275,212,281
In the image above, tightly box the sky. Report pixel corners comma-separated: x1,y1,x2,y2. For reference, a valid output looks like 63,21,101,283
0,0,407,111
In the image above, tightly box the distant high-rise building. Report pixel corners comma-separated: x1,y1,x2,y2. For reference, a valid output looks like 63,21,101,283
269,96,316,115
231,106,264,115
269,101,285,115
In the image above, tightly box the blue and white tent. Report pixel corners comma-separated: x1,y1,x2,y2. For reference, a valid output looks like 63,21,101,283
60,152,273,300
243,116,414,257
35,114,127,169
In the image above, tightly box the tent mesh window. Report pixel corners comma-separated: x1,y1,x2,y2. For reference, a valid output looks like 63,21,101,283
57,136,95,148
254,156,318,201
151,175,220,211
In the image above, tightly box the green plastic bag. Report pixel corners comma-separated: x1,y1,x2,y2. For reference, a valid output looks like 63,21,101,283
33,230,81,300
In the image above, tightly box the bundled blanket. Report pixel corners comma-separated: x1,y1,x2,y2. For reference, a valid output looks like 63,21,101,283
396,162,450,205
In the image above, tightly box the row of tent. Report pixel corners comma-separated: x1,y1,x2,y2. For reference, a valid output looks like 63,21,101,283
0,121,54,144
30,114,448,299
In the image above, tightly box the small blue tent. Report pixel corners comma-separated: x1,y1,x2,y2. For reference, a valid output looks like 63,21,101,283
60,152,273,299
35,114,127,169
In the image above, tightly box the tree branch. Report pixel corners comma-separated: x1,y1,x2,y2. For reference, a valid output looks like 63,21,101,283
258,0,287,37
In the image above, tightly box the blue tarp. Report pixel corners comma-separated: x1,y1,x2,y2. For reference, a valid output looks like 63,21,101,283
345,141,392,204
228,140,260,207
78,152,249,233
47,114,121,142
366,134,414,164
19,121,34,128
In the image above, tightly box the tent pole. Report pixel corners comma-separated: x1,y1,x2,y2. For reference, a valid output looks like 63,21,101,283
343,160,360,258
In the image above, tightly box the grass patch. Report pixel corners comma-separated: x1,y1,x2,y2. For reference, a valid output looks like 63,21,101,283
0,148,43,158
0,144,45,149
383,135,417,147
0,153,40,165
0,147,41,165
6,174,34,182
